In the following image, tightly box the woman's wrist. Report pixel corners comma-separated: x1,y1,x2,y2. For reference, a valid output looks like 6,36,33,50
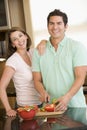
6,109,12,113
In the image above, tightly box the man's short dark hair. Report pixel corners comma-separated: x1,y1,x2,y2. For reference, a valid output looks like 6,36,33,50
47,9,68,25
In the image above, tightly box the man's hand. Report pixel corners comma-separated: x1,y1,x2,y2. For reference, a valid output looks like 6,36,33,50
39,91,50,103
55,94,71,111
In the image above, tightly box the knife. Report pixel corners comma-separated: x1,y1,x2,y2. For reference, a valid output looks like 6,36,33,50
43,97,49,107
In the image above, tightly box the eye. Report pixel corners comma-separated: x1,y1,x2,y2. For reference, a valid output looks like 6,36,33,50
19,34,23,38
49,22,54,25
57,22,62,25
11,38,17,42
18,32,24,38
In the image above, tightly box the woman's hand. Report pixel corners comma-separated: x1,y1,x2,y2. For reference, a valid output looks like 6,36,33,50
6,109,17,117
36,40,47,55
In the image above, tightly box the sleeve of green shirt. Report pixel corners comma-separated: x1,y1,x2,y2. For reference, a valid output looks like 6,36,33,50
32,48,41,72
73,43,87,67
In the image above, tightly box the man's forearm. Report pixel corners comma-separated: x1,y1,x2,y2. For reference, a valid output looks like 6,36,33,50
34,81,46,97
66,77,85,100
67,66,87,99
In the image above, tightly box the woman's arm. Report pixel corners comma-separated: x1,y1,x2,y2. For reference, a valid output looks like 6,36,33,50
0,66,17,116
36,40,47,55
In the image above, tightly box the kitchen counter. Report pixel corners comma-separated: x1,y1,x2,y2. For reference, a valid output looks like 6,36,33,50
0,108,87,130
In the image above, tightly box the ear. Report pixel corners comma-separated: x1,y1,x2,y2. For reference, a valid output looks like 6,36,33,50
65,24,68,31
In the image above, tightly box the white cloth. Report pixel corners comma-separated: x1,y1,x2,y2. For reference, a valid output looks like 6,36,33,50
6,49,41,106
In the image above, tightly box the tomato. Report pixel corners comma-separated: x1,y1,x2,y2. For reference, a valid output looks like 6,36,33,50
17,105,39,120
18,109,36,120
45,104,55,112
17,105,38,120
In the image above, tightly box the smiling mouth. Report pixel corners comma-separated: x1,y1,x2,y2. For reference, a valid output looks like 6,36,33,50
19,43,24,46
18,41,25,46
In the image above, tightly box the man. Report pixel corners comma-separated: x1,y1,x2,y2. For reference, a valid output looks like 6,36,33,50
32,9,87,111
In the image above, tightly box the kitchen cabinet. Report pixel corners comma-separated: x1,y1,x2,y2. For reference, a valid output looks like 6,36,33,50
8,0,25,30
0,0,25,31
0,61,16,109
0,0,25,41
0,0,26,67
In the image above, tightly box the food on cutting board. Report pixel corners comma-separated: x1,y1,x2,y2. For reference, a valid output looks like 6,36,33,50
40,98,59,112
44,103,55,112
17,99,60,120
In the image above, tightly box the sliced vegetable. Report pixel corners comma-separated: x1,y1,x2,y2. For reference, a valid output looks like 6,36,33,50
40,107,45,112
18,109,36,120
44,104,55,112
17,105,38,120
52,98,59,106
52,98,57,104
17,105,38,112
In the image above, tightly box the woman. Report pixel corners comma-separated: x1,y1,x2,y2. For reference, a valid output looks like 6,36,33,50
0,27,44,117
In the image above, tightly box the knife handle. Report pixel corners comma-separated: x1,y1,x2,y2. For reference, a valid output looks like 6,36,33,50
54,101,59,106
46,97,49,103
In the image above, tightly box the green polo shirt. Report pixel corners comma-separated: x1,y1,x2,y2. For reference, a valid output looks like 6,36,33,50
32,36,87,107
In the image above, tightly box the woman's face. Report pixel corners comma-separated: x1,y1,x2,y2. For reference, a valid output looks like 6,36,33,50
10,31,28,51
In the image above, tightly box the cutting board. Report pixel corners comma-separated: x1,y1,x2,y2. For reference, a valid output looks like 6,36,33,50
35,110,65,117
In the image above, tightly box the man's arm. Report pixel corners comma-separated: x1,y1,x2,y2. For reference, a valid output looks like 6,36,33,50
55,66,87,111
67,66,87,98
33,72,50,102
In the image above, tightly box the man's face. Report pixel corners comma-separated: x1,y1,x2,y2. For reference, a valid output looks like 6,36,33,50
47,16,67,40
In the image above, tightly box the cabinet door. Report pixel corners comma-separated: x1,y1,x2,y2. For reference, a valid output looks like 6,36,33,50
0,0,11,30
8,0,25,30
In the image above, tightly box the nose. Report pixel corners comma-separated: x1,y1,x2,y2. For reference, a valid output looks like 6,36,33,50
17,38,21,42
53,24,58,29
